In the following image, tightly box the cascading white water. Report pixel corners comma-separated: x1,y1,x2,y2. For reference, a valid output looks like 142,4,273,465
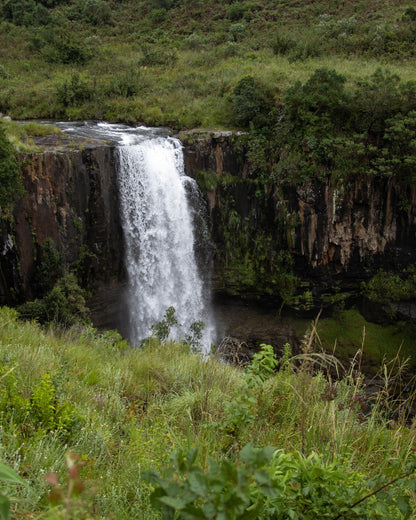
117,134,215,350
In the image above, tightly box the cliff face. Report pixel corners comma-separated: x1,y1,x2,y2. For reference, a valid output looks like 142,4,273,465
2,132,416,327
182,133,416,302
1,144,126,328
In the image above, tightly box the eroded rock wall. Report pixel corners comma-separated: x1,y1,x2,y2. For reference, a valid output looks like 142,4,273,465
1,145,126,328
2,132,416,325
182,133,416,297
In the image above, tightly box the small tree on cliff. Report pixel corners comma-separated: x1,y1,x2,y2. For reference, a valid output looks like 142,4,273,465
0,122,23,215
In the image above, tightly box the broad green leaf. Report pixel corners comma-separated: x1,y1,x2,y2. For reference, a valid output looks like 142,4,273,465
0,463,25,486
159,496,187,510
188,472,207,496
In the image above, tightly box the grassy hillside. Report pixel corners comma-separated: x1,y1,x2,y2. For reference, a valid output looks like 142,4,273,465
1,306,416,518
0,0,415,127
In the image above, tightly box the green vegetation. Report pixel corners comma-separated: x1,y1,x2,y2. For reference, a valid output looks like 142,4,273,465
0,0,415,127
0,122,22,213
18,273,91,326
362,266,416,312
288,309,416,375
1,308,416,518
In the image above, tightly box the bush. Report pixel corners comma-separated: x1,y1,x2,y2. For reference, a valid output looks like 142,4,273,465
230,75,275,130
18,273,90,326
2,0,52,26
361,267,416,306
32,238,64,296
33,26,94,64
229,22,246,41
83,0,112,25
272,31,296,55
55,73,94,107
105,68,141,98
146,444,415,519
65,0,112,25
138,44,177,67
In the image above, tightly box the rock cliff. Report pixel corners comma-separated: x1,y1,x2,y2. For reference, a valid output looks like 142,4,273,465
1,130,416,327
1,140,126,328
182,132,416,306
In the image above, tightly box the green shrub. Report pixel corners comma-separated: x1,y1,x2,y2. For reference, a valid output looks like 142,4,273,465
65,0,112,25
229,22,246,41
287,35,323,62
83,0,112,25
184,31,206,50
226,3,246,21
150,306,178,342
138,44,177,67
55,73,94,107
271,31,296,55
146,444,415,519
147,8,168,23
18,273,90,326
361,267,416,307
230,75,275,130
105,68,141,98
33,26,94,65
2,0,52,26
403,7,416,21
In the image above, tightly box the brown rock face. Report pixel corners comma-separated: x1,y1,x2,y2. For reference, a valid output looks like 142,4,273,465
1,132,416,328
1,145,126,328
182,134,416,294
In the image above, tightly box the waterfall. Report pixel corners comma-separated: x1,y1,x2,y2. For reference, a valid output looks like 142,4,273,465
117,134,215,350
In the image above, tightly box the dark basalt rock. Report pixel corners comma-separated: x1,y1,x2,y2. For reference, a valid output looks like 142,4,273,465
1,131,416,331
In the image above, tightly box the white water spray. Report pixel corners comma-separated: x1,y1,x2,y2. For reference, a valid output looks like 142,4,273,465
117,135,215,350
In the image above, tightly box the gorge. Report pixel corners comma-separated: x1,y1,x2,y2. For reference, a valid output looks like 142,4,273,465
1,123,416,358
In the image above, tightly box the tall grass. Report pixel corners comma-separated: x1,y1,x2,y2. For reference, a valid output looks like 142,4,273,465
0,306,415,518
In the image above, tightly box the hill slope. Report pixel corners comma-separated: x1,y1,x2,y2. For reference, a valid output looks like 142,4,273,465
0,0,415,127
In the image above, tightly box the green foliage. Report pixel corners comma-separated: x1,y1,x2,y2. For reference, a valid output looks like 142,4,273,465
0,364,77,439
55,73,93,107
66,0,112,26
30,374,76,433
18,273,90,326
0,122,22,212
32,26,94,65
150,306,178,342
361,267,416,313
33,238,64,296
184,320,206,351
264,450,415,519
138,45,178,67
230,76,275,131
2,0,52,26
105,67,141,98
146,443,276,520
271,31,296,55
147,444,416,520
212,344,278,443
245,344,277,386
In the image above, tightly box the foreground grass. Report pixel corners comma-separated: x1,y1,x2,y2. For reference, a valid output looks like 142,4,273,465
0,306,415,518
